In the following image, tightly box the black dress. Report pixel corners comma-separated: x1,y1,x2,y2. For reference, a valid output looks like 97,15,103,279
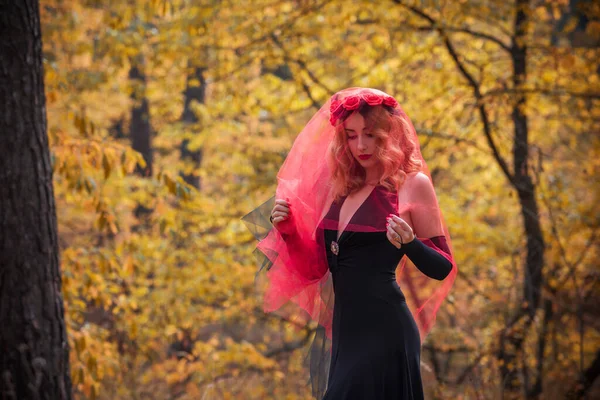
318,185,425,400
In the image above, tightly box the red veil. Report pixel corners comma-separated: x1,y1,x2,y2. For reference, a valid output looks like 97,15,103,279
242,87,457,397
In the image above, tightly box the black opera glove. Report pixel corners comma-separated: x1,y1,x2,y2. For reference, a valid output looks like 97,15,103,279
400,236,453,281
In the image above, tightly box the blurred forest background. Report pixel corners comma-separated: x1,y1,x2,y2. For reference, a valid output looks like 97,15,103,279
36,0,599,398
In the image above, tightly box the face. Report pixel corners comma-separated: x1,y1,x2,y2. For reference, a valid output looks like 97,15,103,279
343,112,379,169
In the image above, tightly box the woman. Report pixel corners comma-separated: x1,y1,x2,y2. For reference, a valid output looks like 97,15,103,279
243,87,456,399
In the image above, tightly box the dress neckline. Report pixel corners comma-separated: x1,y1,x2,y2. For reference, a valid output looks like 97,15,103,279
336,185,379,242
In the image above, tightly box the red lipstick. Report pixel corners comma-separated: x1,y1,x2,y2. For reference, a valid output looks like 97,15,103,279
358,154,372,160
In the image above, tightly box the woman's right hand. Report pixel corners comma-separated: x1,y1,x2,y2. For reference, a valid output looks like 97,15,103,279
271,199,293,233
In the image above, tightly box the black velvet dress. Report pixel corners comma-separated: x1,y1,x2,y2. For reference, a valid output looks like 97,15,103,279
318,185,425,400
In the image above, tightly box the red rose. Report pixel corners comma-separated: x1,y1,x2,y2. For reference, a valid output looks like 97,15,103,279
363,93,383,106
330,111,340,125
330,99,343,114
343,95,361,110
383,96,398,108
329,99,344,125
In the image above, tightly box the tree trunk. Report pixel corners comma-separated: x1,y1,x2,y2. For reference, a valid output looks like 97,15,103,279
179,63,206,189
129,57,153,220
129,58,153,178
498,1,547,397
0,1,73,399
566,348,600,399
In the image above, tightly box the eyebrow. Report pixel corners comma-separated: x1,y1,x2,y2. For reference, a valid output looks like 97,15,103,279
344,128,369,132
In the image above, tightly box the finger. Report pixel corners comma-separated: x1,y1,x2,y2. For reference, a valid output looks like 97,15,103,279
387,222,400,236
273,216,286,224
391,215,412,233
275,199,290,207
386,225,395,238
386,229,395,242
390,214,406,226
386,230,401,248
387,225,401,241
387,217,402,233
273,202,290,212
273,204,290,214
272,211,289,220
273,213,290,223
389,225,409,244
273,204,290,212
390,219,414,243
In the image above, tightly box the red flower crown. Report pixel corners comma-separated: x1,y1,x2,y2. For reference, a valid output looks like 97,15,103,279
329,92,398,126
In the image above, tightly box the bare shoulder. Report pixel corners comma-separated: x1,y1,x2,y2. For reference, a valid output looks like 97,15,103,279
404,171,431,189
404,171,428,184
401,171,436,202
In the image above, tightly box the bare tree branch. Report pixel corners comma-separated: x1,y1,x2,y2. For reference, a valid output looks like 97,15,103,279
483,87,600,100
412,25,511,53
234,0,330,52
417,128,488,152
391,0,515,186
528,298,553,397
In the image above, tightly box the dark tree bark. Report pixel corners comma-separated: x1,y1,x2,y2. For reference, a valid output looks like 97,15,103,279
0,1,73,399
552,0,600,48
109,116,126,140
527,299,553,398
498,2,547,397
179,63,206,189
129,58,153,178
128,57,154,220
566,348,600,399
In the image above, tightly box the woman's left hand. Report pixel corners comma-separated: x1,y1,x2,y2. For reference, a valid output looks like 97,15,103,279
386,214,415,249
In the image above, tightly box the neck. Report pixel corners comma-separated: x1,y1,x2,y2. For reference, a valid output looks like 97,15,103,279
364,165,381,185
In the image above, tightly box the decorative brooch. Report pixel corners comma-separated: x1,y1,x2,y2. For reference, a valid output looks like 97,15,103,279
330,240,339,256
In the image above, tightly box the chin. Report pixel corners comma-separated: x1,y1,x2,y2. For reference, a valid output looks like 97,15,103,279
356,157,376,166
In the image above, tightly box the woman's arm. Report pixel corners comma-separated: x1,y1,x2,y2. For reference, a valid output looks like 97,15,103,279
407,172,445,238
402,172,453,280
401,236,452,280
271,199,327,281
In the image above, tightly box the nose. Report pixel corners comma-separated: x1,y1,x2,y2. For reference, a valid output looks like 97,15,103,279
357,135,367,151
